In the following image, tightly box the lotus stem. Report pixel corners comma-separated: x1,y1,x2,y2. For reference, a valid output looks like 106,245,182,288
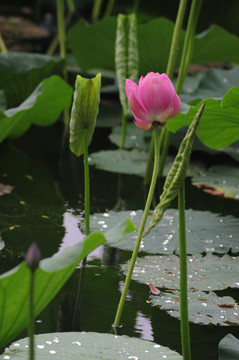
113,123,160,329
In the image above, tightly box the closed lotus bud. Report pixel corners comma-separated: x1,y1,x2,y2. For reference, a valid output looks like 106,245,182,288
70,73,101,157
25,242,41,272
125,72,181,130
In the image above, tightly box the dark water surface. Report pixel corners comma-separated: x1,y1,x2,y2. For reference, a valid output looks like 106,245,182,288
0,123,239,360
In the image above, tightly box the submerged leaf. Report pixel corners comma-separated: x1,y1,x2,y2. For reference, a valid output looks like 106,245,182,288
144,103,205,236
150,290,239,326
2,331,183,359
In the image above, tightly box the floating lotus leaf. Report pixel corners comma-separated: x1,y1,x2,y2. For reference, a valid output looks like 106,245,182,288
89,149,148,176
89,149,204,178
192,164,239,199
121,253,239,291
150,290,239,326
2,331,182,360
90,209,239,255
108,123,149,151
218,334,239,360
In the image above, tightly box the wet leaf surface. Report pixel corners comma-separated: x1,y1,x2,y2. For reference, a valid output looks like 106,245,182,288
150,290,239,326
89,149,204,178
121,253,239,291
90,209,239,255
2,331,183,359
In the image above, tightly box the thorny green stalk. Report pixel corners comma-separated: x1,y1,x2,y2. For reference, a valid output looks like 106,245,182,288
144,0,188,184
178,183,191,360
113,124,160,329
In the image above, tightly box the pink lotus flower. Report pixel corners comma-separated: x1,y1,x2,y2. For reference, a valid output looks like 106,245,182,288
125,72,181,130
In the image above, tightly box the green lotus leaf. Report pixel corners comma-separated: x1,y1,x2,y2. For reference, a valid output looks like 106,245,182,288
89,209,239,255
2,332,182,359
0,75,73,142
150,290,239,326
167,87,239,149
0,52,63,107
218,334,239,360
121,253,239,291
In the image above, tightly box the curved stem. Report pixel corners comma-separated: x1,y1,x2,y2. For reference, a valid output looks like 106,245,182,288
159,0,203,179
166,0,188,79
176,0,203,94
178,182,191,360
113,124,160,328
144,0,187,182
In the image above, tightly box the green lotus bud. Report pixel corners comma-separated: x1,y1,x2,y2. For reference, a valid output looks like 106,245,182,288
69,73,101,157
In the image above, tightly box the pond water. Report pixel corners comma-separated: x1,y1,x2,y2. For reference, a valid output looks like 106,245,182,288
0,122,239,360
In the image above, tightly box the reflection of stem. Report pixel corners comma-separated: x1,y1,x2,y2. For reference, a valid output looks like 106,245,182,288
178,182,191,360
29,271,35,360
120,112,127,149
84,131,90,236
113,124,160,329
72,258,87,330
72,131,90,329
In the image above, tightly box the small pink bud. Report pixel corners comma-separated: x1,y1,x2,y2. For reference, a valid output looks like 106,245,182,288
25,242,41,272
125,72,181,130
